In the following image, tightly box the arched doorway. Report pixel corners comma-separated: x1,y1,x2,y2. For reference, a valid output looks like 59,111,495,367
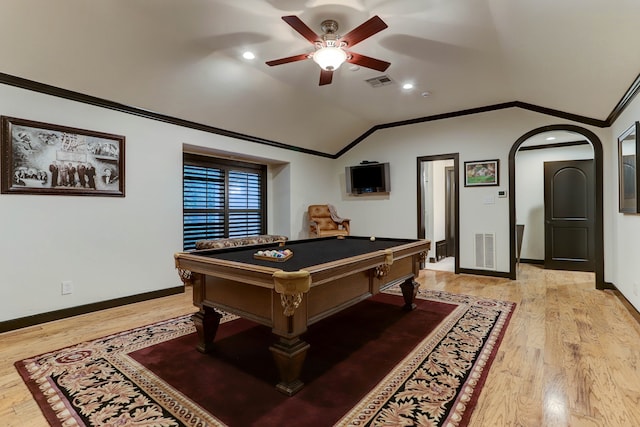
508,125,605,289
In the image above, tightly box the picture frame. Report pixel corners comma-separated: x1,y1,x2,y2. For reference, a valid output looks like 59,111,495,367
1,116,125,197
464,159,499,187
618,121,640,214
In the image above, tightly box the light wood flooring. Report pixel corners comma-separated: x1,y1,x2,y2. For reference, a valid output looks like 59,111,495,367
2,264,640,426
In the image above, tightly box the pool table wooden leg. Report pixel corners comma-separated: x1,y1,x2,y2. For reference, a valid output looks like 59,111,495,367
400,277,419,311
269,336,310,396
192,305,222,353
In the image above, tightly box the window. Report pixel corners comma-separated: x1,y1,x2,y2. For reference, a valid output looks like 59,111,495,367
183,153,266,250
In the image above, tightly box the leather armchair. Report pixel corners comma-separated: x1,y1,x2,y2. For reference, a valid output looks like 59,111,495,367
308,204,350,237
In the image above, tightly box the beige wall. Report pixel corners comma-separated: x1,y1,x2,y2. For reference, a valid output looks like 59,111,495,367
610,93,640,310
332,108,609,274
0,83,334,321
3,80,637,321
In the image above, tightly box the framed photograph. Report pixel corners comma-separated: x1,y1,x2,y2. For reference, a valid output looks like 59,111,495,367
1,116,125,197
464,159,499,187
618,122,640,213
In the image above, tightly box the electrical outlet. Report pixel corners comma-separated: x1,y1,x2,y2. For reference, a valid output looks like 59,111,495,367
61,281,73,295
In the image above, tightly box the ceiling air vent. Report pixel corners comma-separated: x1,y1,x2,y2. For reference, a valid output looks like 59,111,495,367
365,75,393,87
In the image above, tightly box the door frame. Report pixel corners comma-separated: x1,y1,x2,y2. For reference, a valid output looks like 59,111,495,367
416,153,460,273
445,166,456,257
508,125,606,289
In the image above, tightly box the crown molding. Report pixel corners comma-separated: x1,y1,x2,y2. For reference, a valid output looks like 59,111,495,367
0,72,333,159
1,70,639,159
518,140,590,151
606,72,640,125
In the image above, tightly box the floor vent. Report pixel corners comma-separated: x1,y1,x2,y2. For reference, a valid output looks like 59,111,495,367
365,75,393,87
475,233,496,270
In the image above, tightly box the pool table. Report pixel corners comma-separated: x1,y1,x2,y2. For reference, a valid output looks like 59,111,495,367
174,236,430,396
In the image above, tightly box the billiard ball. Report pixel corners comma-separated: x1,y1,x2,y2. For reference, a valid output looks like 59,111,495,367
370,236,376,241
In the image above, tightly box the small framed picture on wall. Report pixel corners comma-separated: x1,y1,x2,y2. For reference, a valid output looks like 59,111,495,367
464,159,499,187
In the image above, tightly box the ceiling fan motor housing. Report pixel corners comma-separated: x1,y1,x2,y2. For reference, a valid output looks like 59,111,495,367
320,19,339,35
319,20,345,49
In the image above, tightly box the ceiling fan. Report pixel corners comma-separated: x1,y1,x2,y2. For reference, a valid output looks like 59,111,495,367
266,15,390,86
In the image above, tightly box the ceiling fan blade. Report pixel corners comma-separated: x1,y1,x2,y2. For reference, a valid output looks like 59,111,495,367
282,15,321,44
266,53,310,66
341,15,388,47
347,52,390,72
319,69,333,85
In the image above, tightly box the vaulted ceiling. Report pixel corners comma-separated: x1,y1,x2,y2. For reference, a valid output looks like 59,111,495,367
2,0,640,156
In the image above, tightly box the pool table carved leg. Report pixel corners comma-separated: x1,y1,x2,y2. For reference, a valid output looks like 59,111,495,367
400,278,419,311
192,305,222,353
269,337,310,396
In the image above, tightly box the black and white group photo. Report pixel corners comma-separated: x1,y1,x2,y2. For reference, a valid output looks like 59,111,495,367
1,117,125,196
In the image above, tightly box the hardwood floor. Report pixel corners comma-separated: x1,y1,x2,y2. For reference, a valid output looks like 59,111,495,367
2,264,640,426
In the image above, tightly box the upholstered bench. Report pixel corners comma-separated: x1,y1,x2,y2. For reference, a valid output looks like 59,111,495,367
195,234,288,250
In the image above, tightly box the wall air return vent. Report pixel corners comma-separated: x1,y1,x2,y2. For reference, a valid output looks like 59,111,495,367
365,75,393,87
474,232,496,270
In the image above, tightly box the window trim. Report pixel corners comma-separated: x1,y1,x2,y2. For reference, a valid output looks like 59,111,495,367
182,153,267,250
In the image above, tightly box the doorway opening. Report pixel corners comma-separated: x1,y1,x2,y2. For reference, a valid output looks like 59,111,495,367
509,125,605,289
417,153,460,273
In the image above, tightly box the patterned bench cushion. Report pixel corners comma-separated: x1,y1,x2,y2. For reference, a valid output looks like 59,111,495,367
195,235,288,250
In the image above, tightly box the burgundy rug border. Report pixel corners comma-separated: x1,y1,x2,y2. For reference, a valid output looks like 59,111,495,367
14,363,65,427
14,292,517,427
14,314,197,363
458,301,517,427
334,294,516,426
13,314,197,427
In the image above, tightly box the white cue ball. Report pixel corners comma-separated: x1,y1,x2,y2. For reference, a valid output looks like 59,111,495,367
370,236,376,241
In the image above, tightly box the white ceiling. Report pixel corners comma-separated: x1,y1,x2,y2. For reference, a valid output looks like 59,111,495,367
2,0,640,155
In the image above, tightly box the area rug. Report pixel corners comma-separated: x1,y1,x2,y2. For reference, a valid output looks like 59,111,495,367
15,289,515,427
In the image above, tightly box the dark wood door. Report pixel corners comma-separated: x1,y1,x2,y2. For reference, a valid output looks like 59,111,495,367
544,159,595,271
445,167,456,257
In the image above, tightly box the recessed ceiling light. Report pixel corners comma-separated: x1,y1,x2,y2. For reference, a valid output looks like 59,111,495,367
242,51,256,60
545,136,556,141
421,91,431,97
402,83,414,90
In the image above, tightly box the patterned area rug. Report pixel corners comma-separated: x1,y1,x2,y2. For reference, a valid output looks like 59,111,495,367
15,289,515,427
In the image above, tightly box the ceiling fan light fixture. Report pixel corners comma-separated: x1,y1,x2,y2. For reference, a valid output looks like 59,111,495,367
312,46,348,71
267,15,389,85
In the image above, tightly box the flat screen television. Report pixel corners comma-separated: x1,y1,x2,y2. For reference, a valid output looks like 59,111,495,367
346,162,390,195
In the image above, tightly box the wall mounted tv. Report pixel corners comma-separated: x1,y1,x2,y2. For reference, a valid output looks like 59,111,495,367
346,162,390,195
